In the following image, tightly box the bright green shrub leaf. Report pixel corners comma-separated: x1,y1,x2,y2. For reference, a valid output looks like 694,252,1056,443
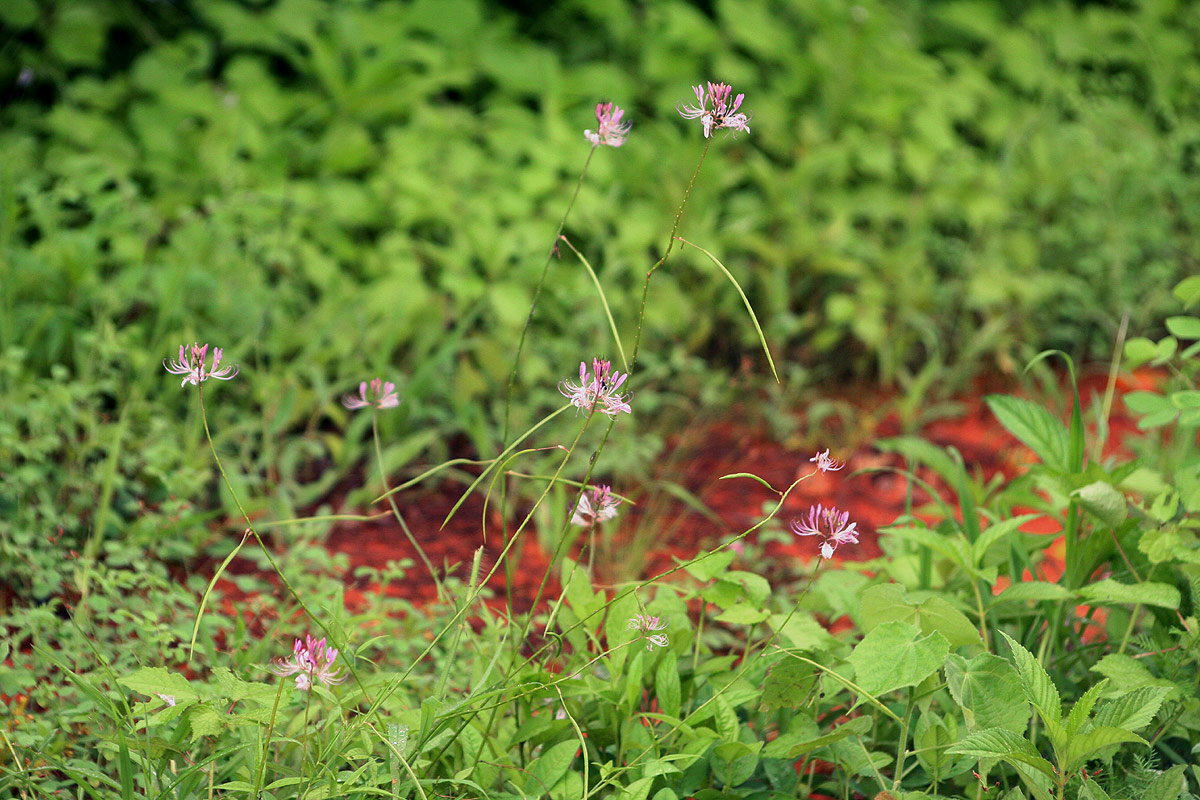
614,776,655,800
1080,778,1114,800
972,514,1042,564
1065,680,1107,736
1170,390,1200,409
714,604,770,625
945,653,1030,733
947,728,1054,777
767,611,835,651
527,740,577,796
861,583,982,647
189,705,226,743
655,652,681,719
117,667,200,704
999,632,1061,727
1165,315,1200,340
1090,654,1157,687
1077,579,1180,609
1175,276,1200,308
711,741,761,788
985,395,1070,472
684,549,735,582
1124,391,1174,415
1124,337,1158,368
1091,686,1169,733
1063,726,1145,772
1072,481,1127,528
991,581,1072,604
848,621,949,696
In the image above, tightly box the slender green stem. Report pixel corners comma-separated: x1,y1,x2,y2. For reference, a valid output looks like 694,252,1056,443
501,147,597,447
371,412,440,596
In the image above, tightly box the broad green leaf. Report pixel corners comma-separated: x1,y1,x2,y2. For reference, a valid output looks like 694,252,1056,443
945,653,1030,733
985,395,1070,472
1091,686,1169,733
772,716,872,759
655,652,681,719
947,728,1054,778
1072,481,1126,528
527,740,578,795
972,514,1042,564
1063,726,1145,772
991,582,1072,605
1077,579,1180,609
848,621,949,696
766,610,835,651
1080,778,1114,800
189,705,226,743
710,741,761,788
1165,316,1200,340
117,667,200,703
714,604,770,625
616,777,655,800
999,632,1061,727
861,583,981,647
683,549,736,582
875,436,964,489
879,524,970,568
1143,764,1187,800
1175,276,1200,307
1090,655,1175,695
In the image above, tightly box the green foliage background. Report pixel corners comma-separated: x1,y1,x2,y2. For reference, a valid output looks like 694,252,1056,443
2,0,1198,584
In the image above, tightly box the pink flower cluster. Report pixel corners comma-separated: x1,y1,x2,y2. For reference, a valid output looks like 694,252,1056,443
791,502,859,560
163,343,239,387
559,358,632,417
571,485,622,526
584,102,631,148
627,614,669,650
269,634,345,691
343,378,400,410
677,82,750,138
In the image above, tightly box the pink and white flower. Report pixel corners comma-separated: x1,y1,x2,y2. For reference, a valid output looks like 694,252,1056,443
342,378,400,410
269,634,345,691
677,82,751,138
790,504,859,559
810,449,844,473
571,485,622,526
163,343,239,387
584,102,631,148
559,358,632,417
627,614,669,650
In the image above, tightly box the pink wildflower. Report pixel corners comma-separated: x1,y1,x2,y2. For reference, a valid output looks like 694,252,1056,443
627,614,669,650
810,449,844,473
342,378,400,410
269,635,345,691
584,102,631,148
153,692,177,707
163,343,239,387
559,358,632,417
677,82,751,138
790,504,859,559
571,485,622,526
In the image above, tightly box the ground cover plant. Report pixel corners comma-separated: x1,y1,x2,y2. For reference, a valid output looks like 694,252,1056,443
4,1,1200,798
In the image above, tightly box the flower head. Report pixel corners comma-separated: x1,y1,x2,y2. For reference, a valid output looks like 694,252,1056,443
559,358,632,417
571,484,622,526
269,634,345,691
627,614,669,650
810,449,844,473
343,378,400,410
790,503,859,559
677,82,751,138
584,102,631,148
163,343,239,387
153,692,177,707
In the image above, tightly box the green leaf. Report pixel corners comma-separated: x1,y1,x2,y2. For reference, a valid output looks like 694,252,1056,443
1124,337,1158,368
999,632,1061,728
1065,680,1107,737
986,395,1070,472
189,705,226,743
760,658,818,712
972,514,1043,565
772,716,872,759
1165,316,1200,340
766,610,835,651
1174,276,1200,308
1091,686,1169,733
847,621,949,696
655,652,681,719
860,583,981,647
1143,765,1187,800
947,728,1054,778
1063,726,1145,772
527,740,577,795
1080,778,1114,800
117,667,200,704
1072,481,1126,528
710,741,761,788
991,582,1072,605
1077,579,1180,609
945,653,1031,733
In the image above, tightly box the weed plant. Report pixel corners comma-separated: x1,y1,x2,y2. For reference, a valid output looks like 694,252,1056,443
5,77,1200,800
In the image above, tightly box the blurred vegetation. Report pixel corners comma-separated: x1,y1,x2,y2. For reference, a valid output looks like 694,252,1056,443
2,0,1198,590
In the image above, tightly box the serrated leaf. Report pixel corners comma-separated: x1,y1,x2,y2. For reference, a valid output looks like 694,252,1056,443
117,667,200,703
1091,686,1169,733
189,705,225,743
1077,579,1180,609
848,621,949,696
986,395,1070,472
999,632,1061,728
1065,680,1108,736
1080,778,1114,800
947,728,1054,778
945,653,1030,733
1144,764,1187,800
1063,726,1145,772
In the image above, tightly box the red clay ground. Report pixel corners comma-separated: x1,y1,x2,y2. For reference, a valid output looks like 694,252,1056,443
269,367,1161,618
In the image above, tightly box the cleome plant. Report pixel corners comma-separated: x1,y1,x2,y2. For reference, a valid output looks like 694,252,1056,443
3,64,1200,800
